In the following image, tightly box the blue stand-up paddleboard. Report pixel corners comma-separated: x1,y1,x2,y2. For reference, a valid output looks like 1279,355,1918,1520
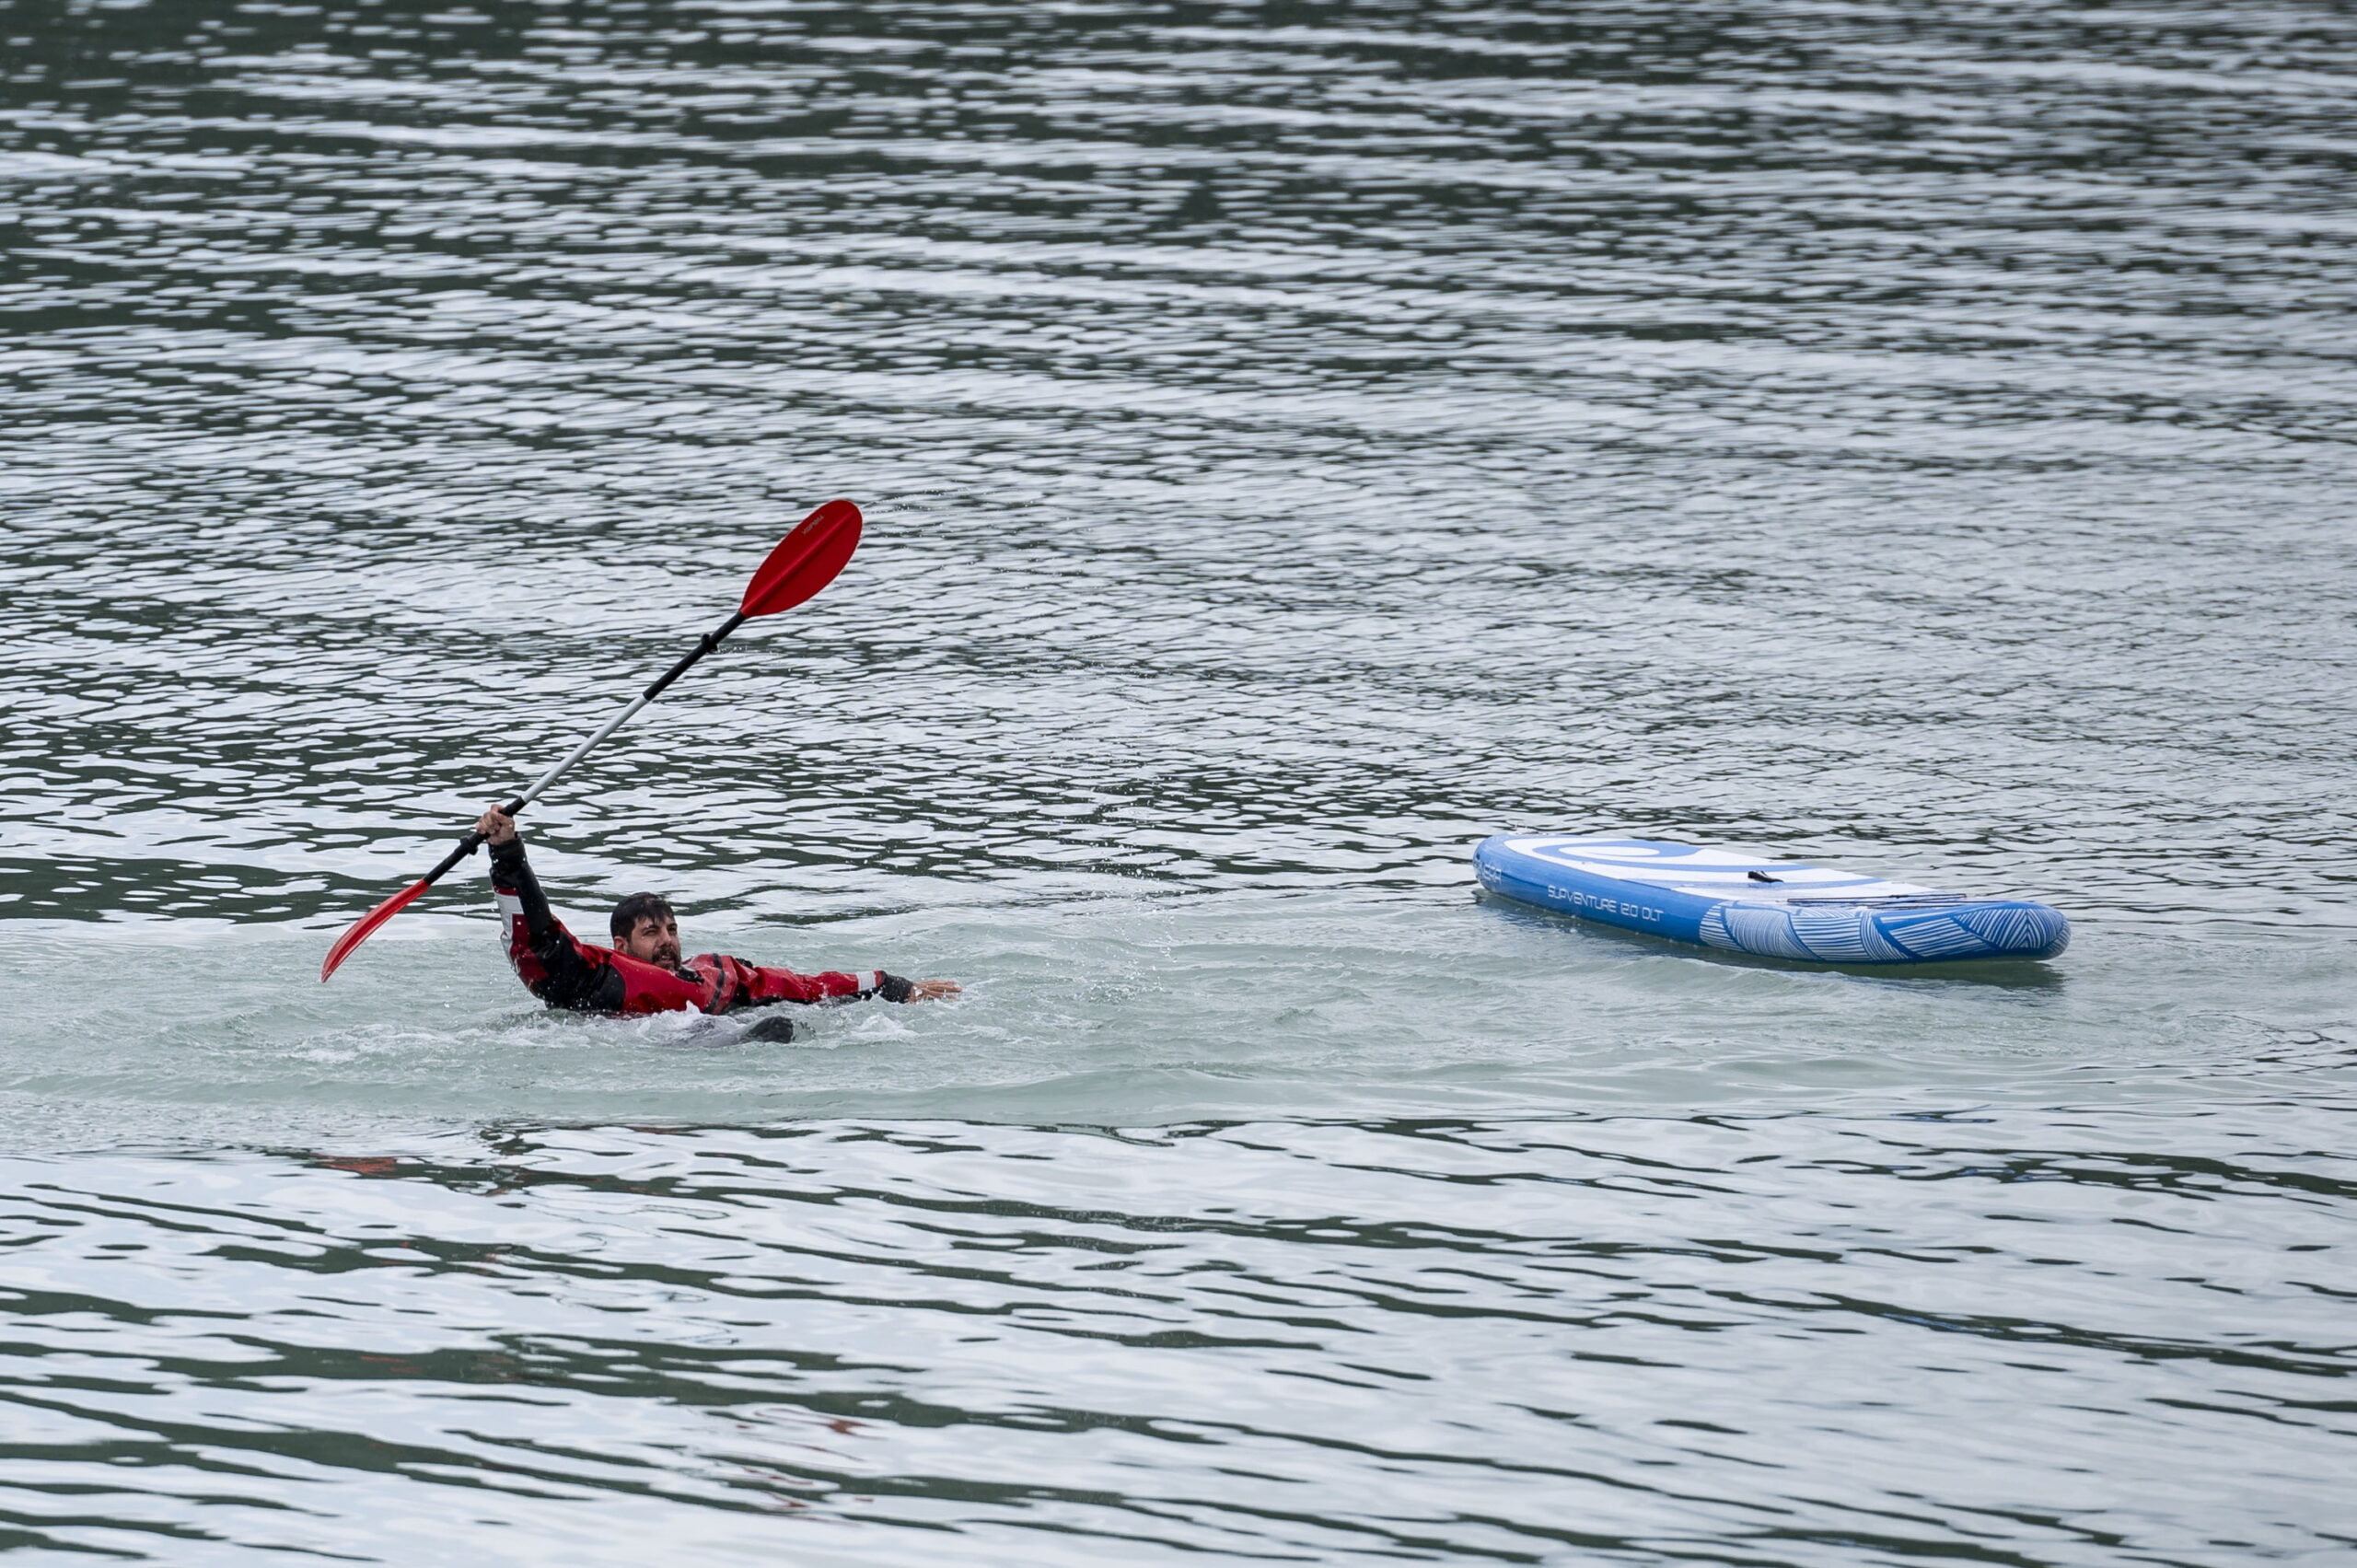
1475,834,2069,964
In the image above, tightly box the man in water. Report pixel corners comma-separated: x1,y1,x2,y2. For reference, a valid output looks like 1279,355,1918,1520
476,807,958,1028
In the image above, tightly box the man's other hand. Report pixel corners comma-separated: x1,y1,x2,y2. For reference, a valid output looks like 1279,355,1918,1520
476,807,517,845
907,980,960,1001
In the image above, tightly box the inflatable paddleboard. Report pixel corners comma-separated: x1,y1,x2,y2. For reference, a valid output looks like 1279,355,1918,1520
1475,834,2068,963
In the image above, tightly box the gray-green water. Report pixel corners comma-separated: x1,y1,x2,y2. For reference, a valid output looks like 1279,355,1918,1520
3,1,2352,1562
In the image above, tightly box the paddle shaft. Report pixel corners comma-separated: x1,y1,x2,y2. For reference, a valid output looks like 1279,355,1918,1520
416,610,749,887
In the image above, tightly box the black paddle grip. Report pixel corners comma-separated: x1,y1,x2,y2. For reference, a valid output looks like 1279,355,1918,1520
424,795,528,888
640,611,746,703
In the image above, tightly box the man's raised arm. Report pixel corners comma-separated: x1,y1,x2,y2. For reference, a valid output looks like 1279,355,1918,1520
478,807,624,1013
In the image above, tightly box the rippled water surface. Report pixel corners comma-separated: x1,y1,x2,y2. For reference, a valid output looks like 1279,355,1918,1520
3,0,2352,1562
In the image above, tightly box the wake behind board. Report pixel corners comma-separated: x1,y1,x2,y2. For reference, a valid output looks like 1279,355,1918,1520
1475,834,2069,964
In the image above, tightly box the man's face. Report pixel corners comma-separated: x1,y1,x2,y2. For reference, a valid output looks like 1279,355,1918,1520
619,914,681,970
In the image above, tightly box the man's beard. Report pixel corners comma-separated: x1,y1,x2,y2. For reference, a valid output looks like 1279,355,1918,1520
651,942,681,970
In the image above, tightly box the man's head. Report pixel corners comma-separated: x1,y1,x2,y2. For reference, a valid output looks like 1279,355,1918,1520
610,892,681,969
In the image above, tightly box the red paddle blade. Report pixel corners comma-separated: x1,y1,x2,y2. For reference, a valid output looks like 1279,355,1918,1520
319,877,432,981
740,499,863,618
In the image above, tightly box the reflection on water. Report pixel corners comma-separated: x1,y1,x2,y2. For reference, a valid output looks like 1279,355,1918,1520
3,0,2353,1562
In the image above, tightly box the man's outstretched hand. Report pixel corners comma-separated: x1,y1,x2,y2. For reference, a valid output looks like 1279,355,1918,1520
906,980,960,1002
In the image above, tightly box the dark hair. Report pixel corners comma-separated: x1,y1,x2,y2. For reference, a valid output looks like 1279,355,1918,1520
610,891,677,944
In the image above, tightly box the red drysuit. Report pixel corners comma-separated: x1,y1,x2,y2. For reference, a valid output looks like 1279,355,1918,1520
488,836,910,1016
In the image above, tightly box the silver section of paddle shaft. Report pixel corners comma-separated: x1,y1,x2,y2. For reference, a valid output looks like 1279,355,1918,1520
510,610,749,812
513,691,656,808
